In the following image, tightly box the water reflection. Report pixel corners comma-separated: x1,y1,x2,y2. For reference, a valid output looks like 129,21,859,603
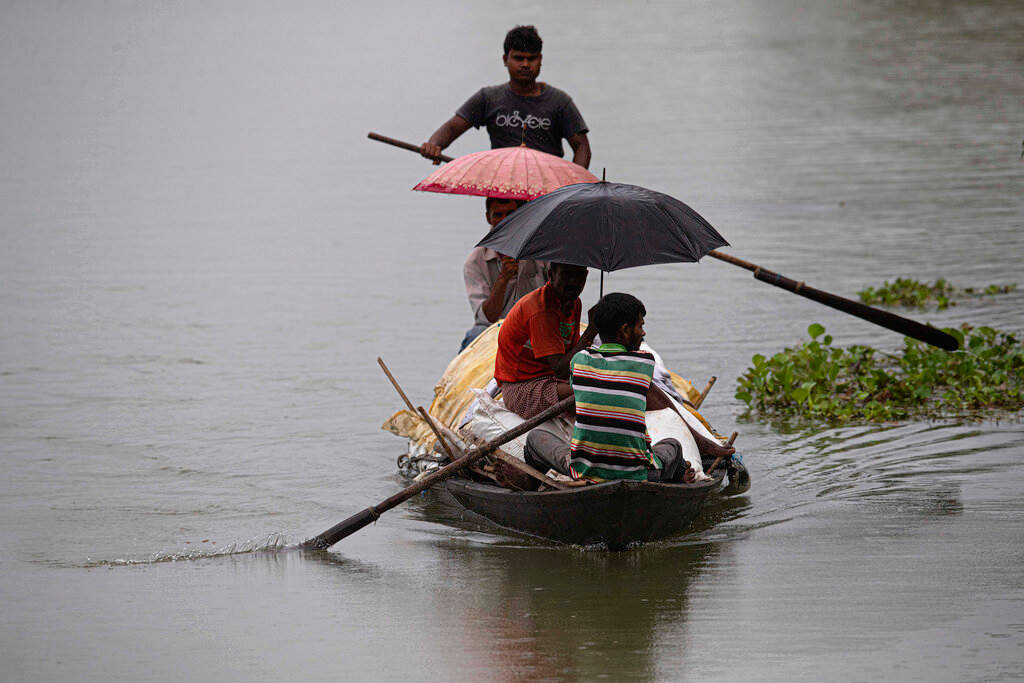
295,547,388,580
428,541,723,680
689,494,755,539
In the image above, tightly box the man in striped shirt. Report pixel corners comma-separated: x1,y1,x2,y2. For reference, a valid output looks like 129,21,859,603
524,292,734,482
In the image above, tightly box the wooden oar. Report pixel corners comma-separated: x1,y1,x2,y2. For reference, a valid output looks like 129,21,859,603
368,132,454,163
693,376,717,409
706,431,739,476
300,396,574,550
707,251,958,351
452,425,576,491
376,357,418,412
378,356,569,490
365,132,958,351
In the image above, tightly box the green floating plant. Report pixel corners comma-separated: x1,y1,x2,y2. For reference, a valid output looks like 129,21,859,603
858,278,1017,310
735,323,1024,423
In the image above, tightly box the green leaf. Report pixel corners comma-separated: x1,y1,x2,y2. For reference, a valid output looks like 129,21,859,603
734,319,1024,423
808,323,825,340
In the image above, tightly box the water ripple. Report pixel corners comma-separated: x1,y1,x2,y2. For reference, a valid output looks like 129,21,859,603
79,533,293,568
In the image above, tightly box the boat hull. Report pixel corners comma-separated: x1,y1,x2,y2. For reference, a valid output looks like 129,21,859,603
442,473,723,549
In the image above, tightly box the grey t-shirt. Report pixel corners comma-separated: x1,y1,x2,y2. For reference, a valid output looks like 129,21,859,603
455,83,588,158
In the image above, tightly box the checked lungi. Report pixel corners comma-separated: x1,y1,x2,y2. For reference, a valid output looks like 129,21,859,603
498,375,560,420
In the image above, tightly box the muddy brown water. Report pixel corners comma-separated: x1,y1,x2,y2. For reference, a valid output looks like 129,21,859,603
2,1,1022,680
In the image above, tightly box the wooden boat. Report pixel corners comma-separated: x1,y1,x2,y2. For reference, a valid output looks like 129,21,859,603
439,457,729,549
381,325,750,549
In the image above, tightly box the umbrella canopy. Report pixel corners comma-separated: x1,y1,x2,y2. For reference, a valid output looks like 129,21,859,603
476,181,728,272
413,146,598,201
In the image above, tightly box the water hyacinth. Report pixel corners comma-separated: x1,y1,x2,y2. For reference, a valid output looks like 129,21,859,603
736,323,1024,423
858,278,1017,310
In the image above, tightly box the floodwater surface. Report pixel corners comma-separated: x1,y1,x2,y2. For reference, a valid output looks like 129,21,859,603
1,1,1023,680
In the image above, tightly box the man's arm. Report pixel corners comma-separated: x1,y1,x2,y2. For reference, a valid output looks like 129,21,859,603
421,115,472,163
542,325,599,379
480,257,519,323
567,132,591,169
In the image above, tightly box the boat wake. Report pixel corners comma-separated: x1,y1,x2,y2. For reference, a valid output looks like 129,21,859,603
696,419,1024,538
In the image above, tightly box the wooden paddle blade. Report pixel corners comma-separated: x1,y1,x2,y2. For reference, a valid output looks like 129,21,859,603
300,507,380,550
300,396,575,550
707,251,959,351
753,270,959,351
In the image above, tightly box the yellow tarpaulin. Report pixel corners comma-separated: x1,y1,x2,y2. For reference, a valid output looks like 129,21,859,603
382,322,711,452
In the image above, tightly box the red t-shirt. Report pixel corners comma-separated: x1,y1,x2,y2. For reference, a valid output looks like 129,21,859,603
495,282,581,383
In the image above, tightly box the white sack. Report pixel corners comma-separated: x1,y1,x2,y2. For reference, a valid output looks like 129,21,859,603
465,389,711,482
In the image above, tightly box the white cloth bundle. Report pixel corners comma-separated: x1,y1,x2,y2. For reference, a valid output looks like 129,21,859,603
463,389,713,482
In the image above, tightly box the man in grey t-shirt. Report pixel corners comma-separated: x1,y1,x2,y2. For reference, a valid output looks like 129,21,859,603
420,25,591,168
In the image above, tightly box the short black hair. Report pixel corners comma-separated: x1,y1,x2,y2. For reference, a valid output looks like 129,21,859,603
504,25,542,56
485,196,523,213
549,262,587,277
592,292,646,342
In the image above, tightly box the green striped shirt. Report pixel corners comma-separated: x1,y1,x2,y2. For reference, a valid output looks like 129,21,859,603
569,343,657,481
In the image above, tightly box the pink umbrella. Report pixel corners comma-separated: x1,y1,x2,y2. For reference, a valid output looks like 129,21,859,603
413,145,598,201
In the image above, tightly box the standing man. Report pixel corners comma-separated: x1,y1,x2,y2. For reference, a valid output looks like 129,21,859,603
494,263,598,419
420,25,591,168
461,197,549,351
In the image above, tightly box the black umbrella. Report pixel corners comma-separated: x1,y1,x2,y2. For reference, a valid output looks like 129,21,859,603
476,181,728,272
370,132,957,350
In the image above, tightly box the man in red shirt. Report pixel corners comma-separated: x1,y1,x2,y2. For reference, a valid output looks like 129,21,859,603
495,263,598,419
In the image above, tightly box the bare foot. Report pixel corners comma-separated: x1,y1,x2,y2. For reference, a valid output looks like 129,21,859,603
695,433,735,459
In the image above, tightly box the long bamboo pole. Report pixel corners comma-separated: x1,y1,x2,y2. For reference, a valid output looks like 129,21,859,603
367,132,960,352
707,251,958,351
368,132,454,163
300,396,574,550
